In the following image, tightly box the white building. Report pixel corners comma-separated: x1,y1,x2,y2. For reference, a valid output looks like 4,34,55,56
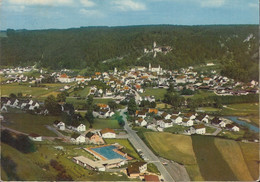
71,134,85,144
190,124,206,135
171,115,182,124
69,123,86,132
182,119,194,126
160,120,173,128
29,133,42,141
53,120,66,130
101,128,116,138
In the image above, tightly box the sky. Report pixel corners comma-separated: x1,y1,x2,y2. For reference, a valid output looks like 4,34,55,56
0,0,259,30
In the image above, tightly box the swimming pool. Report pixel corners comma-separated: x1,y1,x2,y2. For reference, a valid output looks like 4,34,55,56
91,145,126,160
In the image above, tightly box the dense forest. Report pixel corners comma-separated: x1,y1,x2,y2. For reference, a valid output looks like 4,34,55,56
0,25,258,81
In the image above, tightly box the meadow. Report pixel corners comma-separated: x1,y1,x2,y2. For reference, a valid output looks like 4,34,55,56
1,83,70,98
104,139,141,160
144,132,258,181
140,88,166,100
2,113,60,137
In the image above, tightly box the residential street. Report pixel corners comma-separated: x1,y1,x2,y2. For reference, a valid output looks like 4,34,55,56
120,108,175,182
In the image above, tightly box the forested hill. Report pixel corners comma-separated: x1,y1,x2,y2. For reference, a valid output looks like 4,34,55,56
0,25,258,81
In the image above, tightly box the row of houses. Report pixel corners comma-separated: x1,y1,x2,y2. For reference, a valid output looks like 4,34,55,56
1,97,40,112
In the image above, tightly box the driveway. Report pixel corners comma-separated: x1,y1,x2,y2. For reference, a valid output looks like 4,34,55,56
120,109,175,182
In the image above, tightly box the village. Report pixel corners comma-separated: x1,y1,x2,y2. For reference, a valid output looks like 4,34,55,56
0,60,259,182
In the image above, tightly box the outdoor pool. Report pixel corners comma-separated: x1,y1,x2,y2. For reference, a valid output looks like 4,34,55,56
226,116,259,133
91,145,126,160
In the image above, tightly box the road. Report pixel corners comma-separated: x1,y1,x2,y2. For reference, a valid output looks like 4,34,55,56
120,109,175,182
205,124,222,136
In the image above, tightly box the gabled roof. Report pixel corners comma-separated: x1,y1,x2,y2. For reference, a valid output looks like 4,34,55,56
193,124,205,129
100,128,115,134
161,112,169,118
71,133,81,139
148,108,158,114
85,132,95,138
60,74,68,78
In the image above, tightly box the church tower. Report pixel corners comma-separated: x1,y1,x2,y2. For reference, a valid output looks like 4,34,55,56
149,63,151,71
153,41,156,48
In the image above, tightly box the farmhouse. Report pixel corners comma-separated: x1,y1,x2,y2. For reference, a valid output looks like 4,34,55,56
182,118,193,126
161,112,171,120
190,124,206,135
226,124,240,132
69,123,86,132
171,115,182,124
212,117,226,128
160,119,173,128
71,133,85,144
135,117,147,127
53,120,65,130
100,128,116,138
85,132,104,144
196,114,209,123
127,161,147,177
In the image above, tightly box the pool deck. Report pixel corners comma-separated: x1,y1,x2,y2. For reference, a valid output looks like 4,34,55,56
85,144,132,161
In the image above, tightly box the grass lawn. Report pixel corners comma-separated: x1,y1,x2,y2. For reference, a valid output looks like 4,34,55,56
2,113,60,137
164,125,189,134
214,138,253,181
1,143,130,181
191,90,216,100
239,142,259,180
191,135,237,181
217,130,245,140
1,83,69,98
156,102,172,109
205,126,217,134
144,132,203,181
147,163,160,175
104,139,141,160
197,107,221,112
221,103,259,126
140,88,167,100
69,86,90,97
92,118,121,129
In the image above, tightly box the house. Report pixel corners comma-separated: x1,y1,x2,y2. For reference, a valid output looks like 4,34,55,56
175,75,186,84
160,119,173,128
172,111,181,116
69,123,86,132
190,124,206,135
161,112,171,120
100,128,116,138
144,175,160,182
195,114,209,123
29,101,40,110
29,133,42,141
203,77,211,84
0,115,4,121
136,110,147,119
212,117,226,127
182,118,193,126
171,115,182,124
71,133,85,144
226,124,240,132
148,108,158,115
58,73,74,83
127,161,147,177
1,105,8,112
135,118,147,127
85,132,104,144
53,120,65,130
184,113,196,120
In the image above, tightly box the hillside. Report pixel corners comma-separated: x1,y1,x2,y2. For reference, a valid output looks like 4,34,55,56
0,25,258,81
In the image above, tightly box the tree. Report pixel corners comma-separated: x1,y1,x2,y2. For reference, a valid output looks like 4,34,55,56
128,98,137,115
44,95,62,115
9,93,17,98
17,92,23,98
85,110,94,128
57,92,66,102
150,101,156,108
108,100,118,111
86,95,94,109
1,155,20,180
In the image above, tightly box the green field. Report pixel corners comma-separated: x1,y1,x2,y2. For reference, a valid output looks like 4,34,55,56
144,132,203,181
164,125,189,134
221,103,259,126
2,113,60,137
218,130,245,140
144,132,258,181
69,86,90,97
93,98,114,104
214,138,254,181
104,139,141,160
92,118,121,129
1,143,130,181
191,135,237,181
140,88,167,100
239,142,259,180
1,83,70,98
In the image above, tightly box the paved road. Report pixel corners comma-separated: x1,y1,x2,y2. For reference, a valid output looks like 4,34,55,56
159,157,190,181
120,109,175,182
205,124,222,136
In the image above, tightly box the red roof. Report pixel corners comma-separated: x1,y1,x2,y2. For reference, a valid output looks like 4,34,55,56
144,175,160,182
60,74,68,78
101,128,115,134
